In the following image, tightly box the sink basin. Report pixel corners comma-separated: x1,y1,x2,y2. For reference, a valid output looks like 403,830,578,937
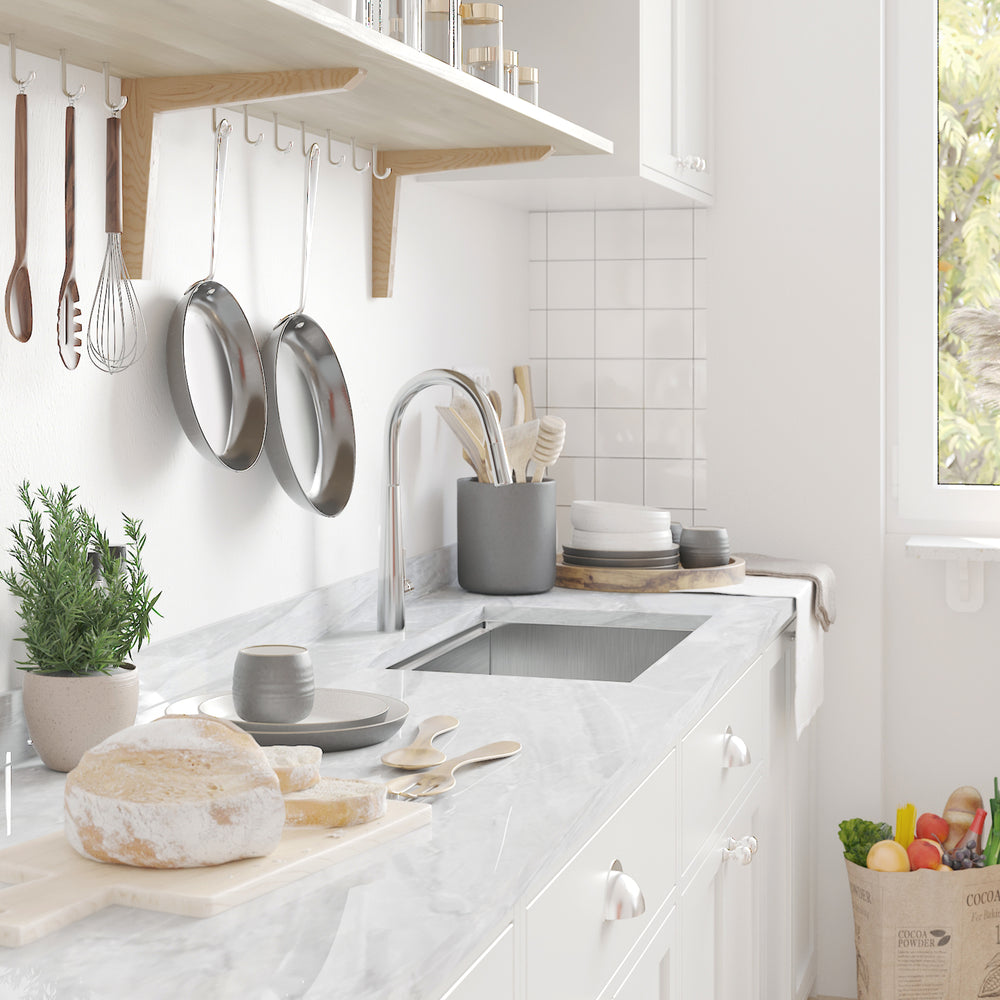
385,617,703,683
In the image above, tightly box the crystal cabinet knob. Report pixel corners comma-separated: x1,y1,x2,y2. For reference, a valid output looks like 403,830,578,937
722,726,751,767
679,155,707,171
604,859,646,920
724,834,759,865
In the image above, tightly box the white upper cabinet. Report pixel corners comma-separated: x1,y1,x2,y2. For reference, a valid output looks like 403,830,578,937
436,0,715,207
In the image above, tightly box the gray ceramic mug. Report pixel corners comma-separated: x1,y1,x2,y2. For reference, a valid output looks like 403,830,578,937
232,644,315,723
457,477,556,595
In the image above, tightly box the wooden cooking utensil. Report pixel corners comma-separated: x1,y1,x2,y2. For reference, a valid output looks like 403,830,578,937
385,740,522,798
512,383,526,425
530,414,566,482
57,103,81,369
437,405,488,481
381,715,459,770
503,419,540,483
513,365,536,422
449,392,485,443
5,92,31,342
488,388,503,422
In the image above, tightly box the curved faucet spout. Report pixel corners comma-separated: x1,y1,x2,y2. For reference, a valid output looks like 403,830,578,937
378,369,512,632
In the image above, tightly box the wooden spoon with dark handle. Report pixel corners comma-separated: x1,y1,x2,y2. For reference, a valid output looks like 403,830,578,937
57,104,81,368
5,92,31,342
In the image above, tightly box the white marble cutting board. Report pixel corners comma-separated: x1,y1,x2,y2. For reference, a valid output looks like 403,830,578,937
0,800,430,947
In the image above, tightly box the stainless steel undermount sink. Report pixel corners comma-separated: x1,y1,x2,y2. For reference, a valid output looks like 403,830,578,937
385,617,706,683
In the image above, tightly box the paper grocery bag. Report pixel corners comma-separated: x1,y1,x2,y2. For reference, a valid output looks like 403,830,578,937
846,859,1000,999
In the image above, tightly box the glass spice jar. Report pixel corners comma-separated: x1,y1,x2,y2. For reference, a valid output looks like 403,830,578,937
460,2,503,88
423,0,460,67
385,0,422,49
502,48,518,96
518,65,539,105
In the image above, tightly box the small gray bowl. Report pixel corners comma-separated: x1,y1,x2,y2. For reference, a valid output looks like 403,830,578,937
232,644,315,724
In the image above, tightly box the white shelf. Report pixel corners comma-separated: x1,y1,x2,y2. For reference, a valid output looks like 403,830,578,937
1,0,612,157
905,535,1000,612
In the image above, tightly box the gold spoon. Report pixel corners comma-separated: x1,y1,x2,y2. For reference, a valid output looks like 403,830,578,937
381,714,459,770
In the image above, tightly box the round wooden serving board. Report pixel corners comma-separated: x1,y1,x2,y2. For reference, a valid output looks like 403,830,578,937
555,556,745,594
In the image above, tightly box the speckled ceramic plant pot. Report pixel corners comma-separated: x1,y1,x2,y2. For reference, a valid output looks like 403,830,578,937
22,664,139,772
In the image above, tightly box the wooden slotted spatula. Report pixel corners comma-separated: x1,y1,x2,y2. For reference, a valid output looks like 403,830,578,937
502,419,539,483
57,103,81,369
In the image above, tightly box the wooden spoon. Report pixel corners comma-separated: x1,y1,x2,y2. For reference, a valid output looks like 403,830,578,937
437,405,488,481
503,419,539,483
530,415,566,482
381,715,459,770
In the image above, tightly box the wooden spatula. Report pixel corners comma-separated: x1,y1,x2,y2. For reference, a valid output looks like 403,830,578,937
503,419,539,483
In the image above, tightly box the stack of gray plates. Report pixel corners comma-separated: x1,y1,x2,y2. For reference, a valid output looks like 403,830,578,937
562,544,680,569
678,526,731,568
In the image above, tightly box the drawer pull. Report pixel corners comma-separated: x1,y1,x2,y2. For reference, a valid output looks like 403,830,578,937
722,726,751,768
723,834,759,866
604,860,646,921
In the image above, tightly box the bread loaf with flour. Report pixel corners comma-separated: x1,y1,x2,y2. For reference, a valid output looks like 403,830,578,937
262,745,322,793
64,716,285,868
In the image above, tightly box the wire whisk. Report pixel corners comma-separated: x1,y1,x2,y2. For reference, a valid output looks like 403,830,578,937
87,113,145,373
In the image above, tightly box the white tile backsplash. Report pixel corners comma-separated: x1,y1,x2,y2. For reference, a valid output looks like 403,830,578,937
530,208,708,516
596,259,644,309
547,211,595,261
548,260,595,309
596,211,644,260
596,359,644,408
548,310,596,358
596,310,644,358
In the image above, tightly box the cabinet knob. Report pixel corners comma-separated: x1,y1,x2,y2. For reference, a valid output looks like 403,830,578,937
723,834,759,866
678,155,707,172
722,726,751,768
604,859,646,920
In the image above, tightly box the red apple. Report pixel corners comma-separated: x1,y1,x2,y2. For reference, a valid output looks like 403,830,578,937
907,838,944,871
915,812,950,844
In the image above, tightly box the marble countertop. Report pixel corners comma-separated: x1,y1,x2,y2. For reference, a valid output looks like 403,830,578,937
0,566,794,1000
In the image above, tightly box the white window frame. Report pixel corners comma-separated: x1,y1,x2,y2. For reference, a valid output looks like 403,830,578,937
888,0,1000,532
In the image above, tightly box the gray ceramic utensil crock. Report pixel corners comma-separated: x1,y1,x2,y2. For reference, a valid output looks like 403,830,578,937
456,477,556,594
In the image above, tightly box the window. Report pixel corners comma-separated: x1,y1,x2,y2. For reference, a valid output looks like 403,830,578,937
889,0,1000,527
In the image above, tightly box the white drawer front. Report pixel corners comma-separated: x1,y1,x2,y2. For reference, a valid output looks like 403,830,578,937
680,656,764,865
525,752,677,1000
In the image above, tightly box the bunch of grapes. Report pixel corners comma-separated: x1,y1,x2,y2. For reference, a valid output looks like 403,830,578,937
942,838,986,870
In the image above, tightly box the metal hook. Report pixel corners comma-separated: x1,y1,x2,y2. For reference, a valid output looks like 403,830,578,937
371,144,392,180
59,50,85,102
211,106,218,133
8,35,35,92
351,137,370,172
102,63,127,114
326,130,345,167
243,105,262,146
273,112,292,153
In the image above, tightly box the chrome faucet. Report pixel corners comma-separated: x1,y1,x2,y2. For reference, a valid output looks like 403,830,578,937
378,369,513,632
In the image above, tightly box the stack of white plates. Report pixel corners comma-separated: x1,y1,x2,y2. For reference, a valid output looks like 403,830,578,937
566,502,677,568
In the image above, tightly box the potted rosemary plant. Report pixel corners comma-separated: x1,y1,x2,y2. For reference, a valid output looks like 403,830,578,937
1,483,161,771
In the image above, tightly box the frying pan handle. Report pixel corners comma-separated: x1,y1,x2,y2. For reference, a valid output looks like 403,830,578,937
299,143,320,315
206,118,232,283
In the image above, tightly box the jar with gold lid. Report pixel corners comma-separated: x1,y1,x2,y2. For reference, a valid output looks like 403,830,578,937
423,0,460,66
518,65,539,105
460,2,503,87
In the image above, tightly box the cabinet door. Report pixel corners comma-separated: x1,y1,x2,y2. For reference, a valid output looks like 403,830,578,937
642,0,714,197
610,907,679,1000
439,925,514,1000
680,791,764,1000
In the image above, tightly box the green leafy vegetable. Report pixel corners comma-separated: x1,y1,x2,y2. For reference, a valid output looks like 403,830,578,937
984,778,1000,866
838,818,893,867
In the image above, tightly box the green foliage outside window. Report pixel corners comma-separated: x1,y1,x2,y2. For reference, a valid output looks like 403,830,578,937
939,0,1000,483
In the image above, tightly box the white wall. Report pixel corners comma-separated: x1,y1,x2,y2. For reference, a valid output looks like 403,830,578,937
0,51,528,688
709,1,884,996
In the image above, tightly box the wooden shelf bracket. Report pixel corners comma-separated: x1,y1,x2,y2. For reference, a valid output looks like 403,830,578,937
120,67,366,278
372,145,554,298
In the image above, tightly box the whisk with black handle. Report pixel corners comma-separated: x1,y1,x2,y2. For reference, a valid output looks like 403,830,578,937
87,112,145,373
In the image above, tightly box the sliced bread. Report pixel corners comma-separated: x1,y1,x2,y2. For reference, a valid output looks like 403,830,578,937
263,745,322,793
283,776,387,828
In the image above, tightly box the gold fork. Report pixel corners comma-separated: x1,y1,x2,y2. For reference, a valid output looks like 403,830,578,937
385,740,521,798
